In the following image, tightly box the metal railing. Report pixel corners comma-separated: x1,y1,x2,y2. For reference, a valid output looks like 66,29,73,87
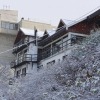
39,37,84,60
11,54,37,68
13,38,29,53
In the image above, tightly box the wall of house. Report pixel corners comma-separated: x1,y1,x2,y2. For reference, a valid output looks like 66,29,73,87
39,47,72,68
14,37,38,77
0,9,18,22
0,33,16,63
0,10,18,35
19,19,55,31
15,63,37,77
69,16,100,34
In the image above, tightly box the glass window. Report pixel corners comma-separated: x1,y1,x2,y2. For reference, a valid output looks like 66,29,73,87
63,36,68,48
5,22,9,29
9,23,14,29
1,21,6,28
1,21,18,30
14,24,18,30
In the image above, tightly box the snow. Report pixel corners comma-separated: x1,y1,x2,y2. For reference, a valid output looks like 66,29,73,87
20,28,44,37
62,19,75,26
0,29,100,100
20,28,35,36
63,7,100,27
47,29,56,36
37,30,44,37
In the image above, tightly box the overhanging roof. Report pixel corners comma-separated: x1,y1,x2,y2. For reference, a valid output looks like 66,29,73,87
59,7,100,28
20,28,35,36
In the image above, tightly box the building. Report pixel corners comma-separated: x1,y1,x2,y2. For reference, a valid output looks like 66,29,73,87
11,8,100,77
0,9,18,63
0,9,55,63
19,18,56,31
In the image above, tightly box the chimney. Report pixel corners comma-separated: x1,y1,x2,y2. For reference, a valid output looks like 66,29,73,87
34,27,37,46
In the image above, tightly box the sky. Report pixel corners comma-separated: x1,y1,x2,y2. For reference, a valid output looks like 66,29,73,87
0,0,100,26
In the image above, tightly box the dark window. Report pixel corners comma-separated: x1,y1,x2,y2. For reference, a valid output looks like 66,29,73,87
1,21,18,30
22,68,26,76
9,23,14,29
16,70,21,78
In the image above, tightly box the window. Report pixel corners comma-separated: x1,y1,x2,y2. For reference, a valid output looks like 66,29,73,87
1,21,18,30
5,22,9,29
22,68,26,76
52,39,62,54
16,70,21,78
14,24,18,30
63,36,68,49
1,21,6,28
9,23,14,29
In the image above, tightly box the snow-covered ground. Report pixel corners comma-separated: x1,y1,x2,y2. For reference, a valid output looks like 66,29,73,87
0,29,100,100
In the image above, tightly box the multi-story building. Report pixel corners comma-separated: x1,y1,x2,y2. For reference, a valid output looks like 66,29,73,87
11,8,100,77
0,9,55,63
0,9,18,63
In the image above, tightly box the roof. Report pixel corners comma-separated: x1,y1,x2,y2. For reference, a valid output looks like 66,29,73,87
20,28,44,37
47,29,56,36
62,19,75,26
37,31,44,37
61,7,100,28
20,28,35,36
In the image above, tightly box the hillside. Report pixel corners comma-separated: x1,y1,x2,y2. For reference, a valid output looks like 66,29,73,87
0,29,100,100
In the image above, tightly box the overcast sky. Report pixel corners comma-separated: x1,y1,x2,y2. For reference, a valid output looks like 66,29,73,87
0,0,100,25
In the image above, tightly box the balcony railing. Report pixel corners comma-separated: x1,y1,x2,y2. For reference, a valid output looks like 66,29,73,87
11,54,37,68
39,36,85,60
13,38,29,53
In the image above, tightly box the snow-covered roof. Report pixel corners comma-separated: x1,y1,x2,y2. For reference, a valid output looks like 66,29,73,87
20,28,35,36
20,28,44,37
47,29,56,36
63,7,100,28
62,19,75,26
37,31,44,37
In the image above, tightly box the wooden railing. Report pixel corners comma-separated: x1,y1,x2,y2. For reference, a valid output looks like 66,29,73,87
11,54,37,68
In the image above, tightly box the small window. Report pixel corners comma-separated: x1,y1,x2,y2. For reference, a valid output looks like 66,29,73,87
1,21,18,30
16,70,21,78
5,22,9,29
22,68,26,76
1,21,6,28
9,23,14,29
13,24,18,30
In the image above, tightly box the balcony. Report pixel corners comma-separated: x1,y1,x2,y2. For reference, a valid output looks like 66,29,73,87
11,54,37,68
39,35,85,60
13,39,29,53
